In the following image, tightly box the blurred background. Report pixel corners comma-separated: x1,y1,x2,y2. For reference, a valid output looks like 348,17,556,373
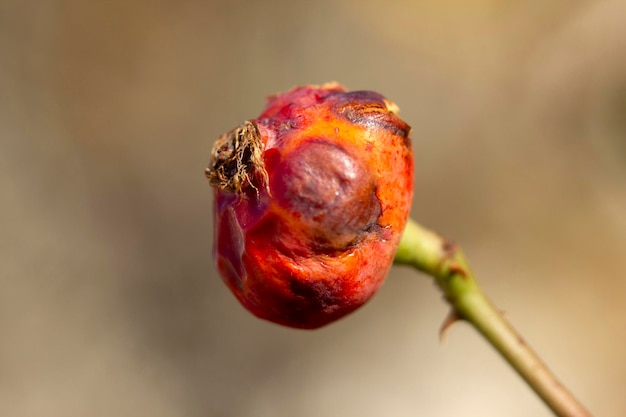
1,0,625,416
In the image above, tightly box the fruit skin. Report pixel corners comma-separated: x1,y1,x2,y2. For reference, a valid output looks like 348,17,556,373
207,83,413,329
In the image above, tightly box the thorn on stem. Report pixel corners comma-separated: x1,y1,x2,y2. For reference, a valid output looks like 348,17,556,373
439,309,463,343
449,262,468,278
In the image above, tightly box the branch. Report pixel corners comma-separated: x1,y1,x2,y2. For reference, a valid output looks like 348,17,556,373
394,218,593,417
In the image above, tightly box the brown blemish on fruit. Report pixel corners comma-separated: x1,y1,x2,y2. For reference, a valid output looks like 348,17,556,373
289,279,341,310
205,120,269,194
272,139,381,251
332,91,411,140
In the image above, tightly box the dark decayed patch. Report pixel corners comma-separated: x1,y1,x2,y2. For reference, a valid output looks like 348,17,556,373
332,91,411,143
289,278,342,309
271,139,382,252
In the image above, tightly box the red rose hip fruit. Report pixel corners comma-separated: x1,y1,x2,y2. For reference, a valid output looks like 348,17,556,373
206,83,414,329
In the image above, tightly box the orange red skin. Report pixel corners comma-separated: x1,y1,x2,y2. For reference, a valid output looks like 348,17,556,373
213,84,413,329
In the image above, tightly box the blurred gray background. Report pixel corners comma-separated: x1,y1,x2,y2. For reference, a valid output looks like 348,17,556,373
1,1,625,416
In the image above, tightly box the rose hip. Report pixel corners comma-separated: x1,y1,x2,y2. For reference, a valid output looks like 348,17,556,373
206,83,413,329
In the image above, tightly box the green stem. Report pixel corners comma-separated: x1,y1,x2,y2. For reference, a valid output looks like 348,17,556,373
394,218,592,417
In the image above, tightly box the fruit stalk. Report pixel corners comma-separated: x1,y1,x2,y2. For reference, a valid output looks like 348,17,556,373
395,218,593,417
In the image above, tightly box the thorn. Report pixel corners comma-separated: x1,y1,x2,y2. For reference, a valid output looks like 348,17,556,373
448,262,468,278
439,309,463,343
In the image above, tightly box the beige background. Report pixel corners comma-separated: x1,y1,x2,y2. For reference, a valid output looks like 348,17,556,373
2,1,625,416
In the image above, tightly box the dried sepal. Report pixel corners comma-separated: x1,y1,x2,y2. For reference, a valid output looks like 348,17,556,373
205,120,268,195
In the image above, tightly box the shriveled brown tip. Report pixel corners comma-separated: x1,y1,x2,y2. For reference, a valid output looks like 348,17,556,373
205,120,268,194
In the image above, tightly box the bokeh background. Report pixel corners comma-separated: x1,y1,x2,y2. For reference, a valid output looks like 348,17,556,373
2,1,625,416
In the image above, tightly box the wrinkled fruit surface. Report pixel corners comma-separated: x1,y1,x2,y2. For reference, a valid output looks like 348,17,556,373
206,83,414,329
